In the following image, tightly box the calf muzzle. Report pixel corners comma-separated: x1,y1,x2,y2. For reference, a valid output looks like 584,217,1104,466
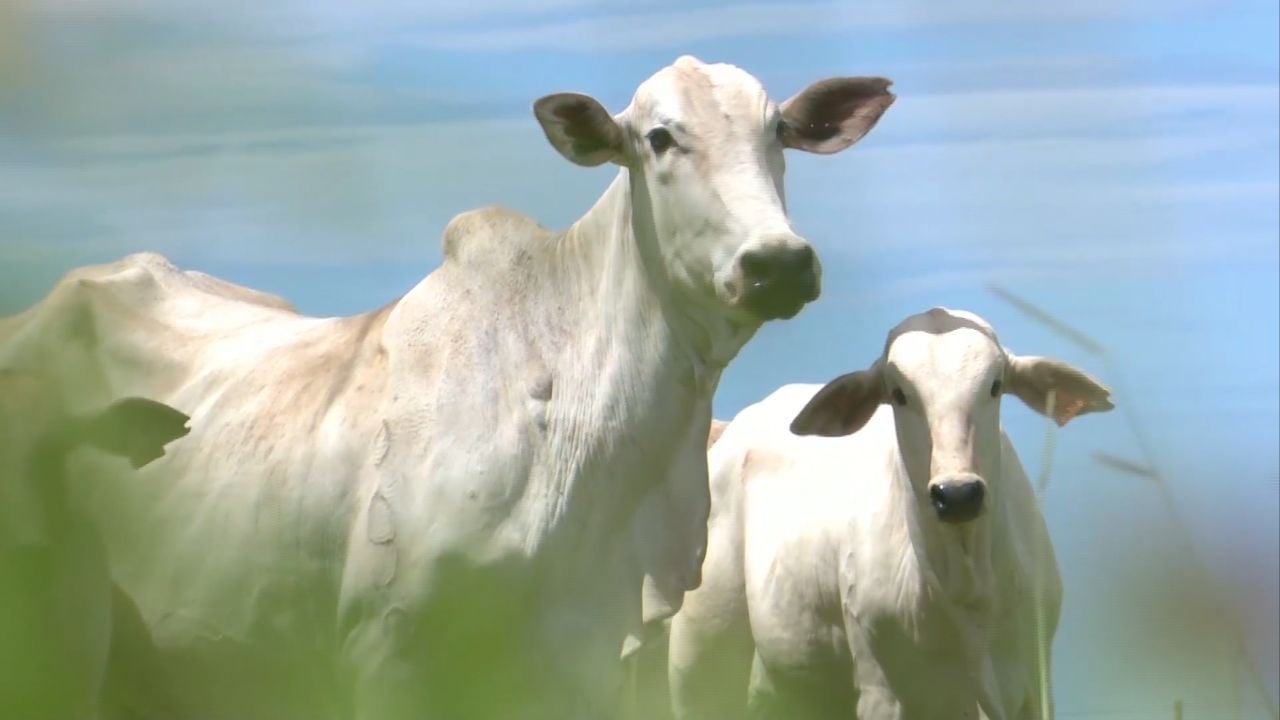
928,474,986,524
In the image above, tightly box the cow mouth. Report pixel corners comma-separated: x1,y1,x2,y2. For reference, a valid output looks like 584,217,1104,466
740,277,820,321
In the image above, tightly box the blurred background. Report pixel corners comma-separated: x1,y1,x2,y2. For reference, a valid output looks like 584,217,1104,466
1,0,1276,717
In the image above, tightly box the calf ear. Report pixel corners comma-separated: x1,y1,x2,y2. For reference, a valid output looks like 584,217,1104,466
83,397,191,469
779,77,895,155
1006,353,1115,427
790,365,884,437
534,92,625,167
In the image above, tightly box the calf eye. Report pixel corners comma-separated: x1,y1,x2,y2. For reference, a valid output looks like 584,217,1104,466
647,128,675,154
891,388,908,406
990,379,1002,397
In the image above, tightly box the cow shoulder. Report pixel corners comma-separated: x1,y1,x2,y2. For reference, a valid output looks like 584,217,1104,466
181,270,297,313
441,206,555,269
0,253,316,418
708,384,822,492
3,252,292,350
76,252,295,315
730,383,828,450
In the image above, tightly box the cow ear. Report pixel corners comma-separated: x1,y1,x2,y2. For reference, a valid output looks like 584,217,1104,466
1005,353,1115,427
534,92,625,167
779,77,895,155
82,397,191,469
790,365,885,437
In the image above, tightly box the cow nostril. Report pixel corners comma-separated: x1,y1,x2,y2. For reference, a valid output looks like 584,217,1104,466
740,250,775,286
736,241,820,320
788,245,815,275
740,245,815,287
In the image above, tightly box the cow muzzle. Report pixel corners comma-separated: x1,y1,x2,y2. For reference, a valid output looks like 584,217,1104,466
734,237,821,320
928,473,986,524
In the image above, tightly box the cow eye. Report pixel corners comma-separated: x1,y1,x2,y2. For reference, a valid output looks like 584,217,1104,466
990,379,1002,397
891,388,908,406
647,128,675,154
775,120,787,142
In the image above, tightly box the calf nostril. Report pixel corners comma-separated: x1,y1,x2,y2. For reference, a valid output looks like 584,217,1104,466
931,480,986,522
967,483,985,506
929,484,946,509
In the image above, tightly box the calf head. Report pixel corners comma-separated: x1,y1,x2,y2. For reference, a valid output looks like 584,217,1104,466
533,55,895,324
789,308,1114,524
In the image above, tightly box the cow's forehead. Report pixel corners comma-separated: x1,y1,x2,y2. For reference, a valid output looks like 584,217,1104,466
885,308,1004,378
630,55,773,129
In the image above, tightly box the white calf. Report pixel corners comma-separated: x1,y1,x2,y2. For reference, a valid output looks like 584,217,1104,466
669,307,1114,719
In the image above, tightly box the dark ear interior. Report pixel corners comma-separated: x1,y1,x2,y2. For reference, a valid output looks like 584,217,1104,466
779,76,896,155
789,368,884,437
533,92,625,167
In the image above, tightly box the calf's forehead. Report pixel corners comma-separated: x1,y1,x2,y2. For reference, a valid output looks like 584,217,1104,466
631,57,773,130
886,307,997,343
886,326,1005,386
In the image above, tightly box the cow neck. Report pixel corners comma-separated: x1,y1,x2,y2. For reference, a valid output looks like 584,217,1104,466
563,169,754,375
531,169,735,563
894,458,1006,718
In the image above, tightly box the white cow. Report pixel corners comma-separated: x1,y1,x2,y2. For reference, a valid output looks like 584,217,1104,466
0,371,189,720
668,307,1115,720
0,56,895,720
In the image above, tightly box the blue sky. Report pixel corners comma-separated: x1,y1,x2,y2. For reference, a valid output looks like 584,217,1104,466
1,0,1276,716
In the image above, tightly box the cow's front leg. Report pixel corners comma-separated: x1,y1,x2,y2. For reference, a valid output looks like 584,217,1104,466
337,586,433,720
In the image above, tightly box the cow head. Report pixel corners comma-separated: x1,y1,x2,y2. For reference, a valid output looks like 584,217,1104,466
533,55,894,324
789,308,1114,524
